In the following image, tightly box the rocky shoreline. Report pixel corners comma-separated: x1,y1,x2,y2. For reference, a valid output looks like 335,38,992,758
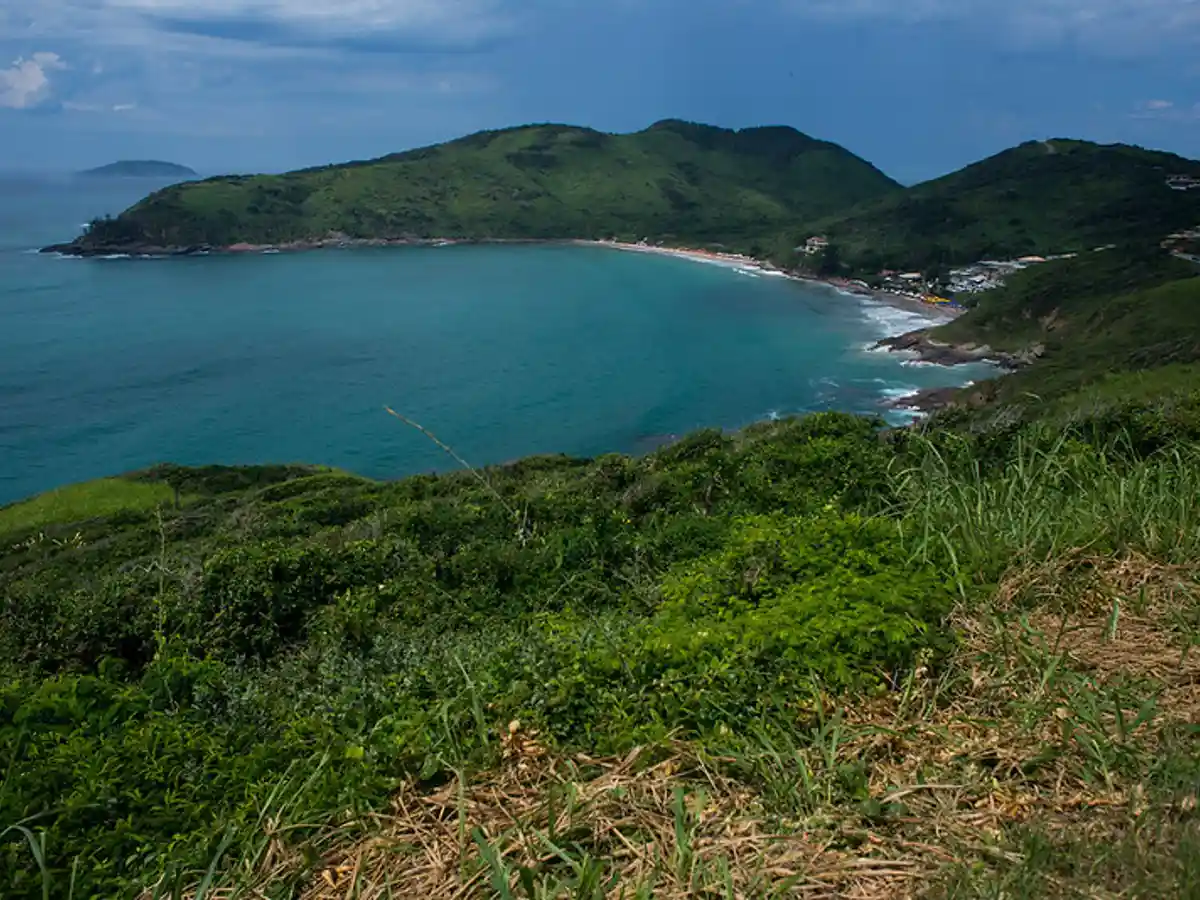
873,330,1045,415
874,329,1044,369
37,234,546,258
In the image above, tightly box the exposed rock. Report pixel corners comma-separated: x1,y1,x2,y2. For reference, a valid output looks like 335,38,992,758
39,242,213,258
883,380,1002,415
874,328,1032,369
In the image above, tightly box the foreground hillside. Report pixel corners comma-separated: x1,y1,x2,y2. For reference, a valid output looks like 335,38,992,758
893,247,1200,418
816,139,1200,272
3,396,1200,896
57,120,899,253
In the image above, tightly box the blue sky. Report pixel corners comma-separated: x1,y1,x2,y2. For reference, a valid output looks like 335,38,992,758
1,0,1197,183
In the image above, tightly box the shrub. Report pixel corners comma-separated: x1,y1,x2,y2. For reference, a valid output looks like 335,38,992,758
646,512,954,691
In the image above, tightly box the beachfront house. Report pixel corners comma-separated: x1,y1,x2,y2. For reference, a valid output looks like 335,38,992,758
803,236,830,255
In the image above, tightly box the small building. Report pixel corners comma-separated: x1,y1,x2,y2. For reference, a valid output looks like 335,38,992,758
802,235,830,255
899,272,923,281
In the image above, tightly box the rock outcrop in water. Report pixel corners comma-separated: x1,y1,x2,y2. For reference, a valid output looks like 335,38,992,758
875,329,1044,369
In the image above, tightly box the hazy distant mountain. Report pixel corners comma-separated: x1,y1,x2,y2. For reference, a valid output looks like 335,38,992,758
78,161,198,178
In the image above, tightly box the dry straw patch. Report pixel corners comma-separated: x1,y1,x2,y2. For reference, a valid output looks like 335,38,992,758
286,734,927,900
994,553,1200,722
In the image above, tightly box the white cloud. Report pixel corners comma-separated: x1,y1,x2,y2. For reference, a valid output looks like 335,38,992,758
1133,99,1200,121
62,99,138,112
0,51,67,109
2,0,510,50
108,0,503,34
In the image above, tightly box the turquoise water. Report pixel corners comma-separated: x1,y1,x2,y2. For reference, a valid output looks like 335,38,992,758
0,176,992,505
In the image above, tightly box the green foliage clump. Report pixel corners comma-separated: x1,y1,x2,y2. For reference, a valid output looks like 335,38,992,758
648,513,953,688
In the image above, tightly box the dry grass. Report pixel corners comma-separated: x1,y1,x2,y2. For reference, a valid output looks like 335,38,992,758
216,738,930,900
994,553,1200,722
176,555,1200,900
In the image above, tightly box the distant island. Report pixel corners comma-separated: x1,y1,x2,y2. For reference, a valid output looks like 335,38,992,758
78,160,198,179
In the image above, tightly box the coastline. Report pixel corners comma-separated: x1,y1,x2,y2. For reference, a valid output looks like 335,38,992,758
39,230,977,326
579,240,1007,421
37,231,1004,419
573,239,967,325
38,232,963,322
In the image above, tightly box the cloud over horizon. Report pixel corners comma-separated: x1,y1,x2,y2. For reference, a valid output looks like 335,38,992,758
0,52,67,109
0,0,1196,177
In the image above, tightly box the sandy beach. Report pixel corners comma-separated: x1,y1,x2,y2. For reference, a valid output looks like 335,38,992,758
575,239,785,274
579,239,964,324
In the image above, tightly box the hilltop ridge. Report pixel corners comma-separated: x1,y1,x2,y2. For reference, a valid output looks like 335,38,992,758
51,120,899,255
44,124,1200,272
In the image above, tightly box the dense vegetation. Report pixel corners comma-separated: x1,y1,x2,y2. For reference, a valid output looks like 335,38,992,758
3,391,1200,896
922,247,1200,416
66,121,899,252
812,139,1200,272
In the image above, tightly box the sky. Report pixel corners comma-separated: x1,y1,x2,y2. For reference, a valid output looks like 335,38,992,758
1,0,1198,183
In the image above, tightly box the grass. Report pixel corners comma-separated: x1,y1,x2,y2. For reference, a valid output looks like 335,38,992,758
3,407,1200,897
0,477,183,540
894,430,1200,575
140,554,1200,898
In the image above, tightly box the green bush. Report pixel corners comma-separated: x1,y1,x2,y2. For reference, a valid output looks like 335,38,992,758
646,512,954,689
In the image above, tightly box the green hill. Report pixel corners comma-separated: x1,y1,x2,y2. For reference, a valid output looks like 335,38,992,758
813,139,1200,272
61,120,900,253
78,160,198,178
910,247,1200,415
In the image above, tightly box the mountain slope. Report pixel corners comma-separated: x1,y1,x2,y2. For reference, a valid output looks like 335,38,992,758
922,247,1200,410
63,120,900,252
814,139,1200,272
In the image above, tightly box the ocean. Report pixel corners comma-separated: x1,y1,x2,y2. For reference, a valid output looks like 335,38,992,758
0,175,992,506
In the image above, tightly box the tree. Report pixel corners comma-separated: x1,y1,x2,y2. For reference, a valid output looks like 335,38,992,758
816,243,841,277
